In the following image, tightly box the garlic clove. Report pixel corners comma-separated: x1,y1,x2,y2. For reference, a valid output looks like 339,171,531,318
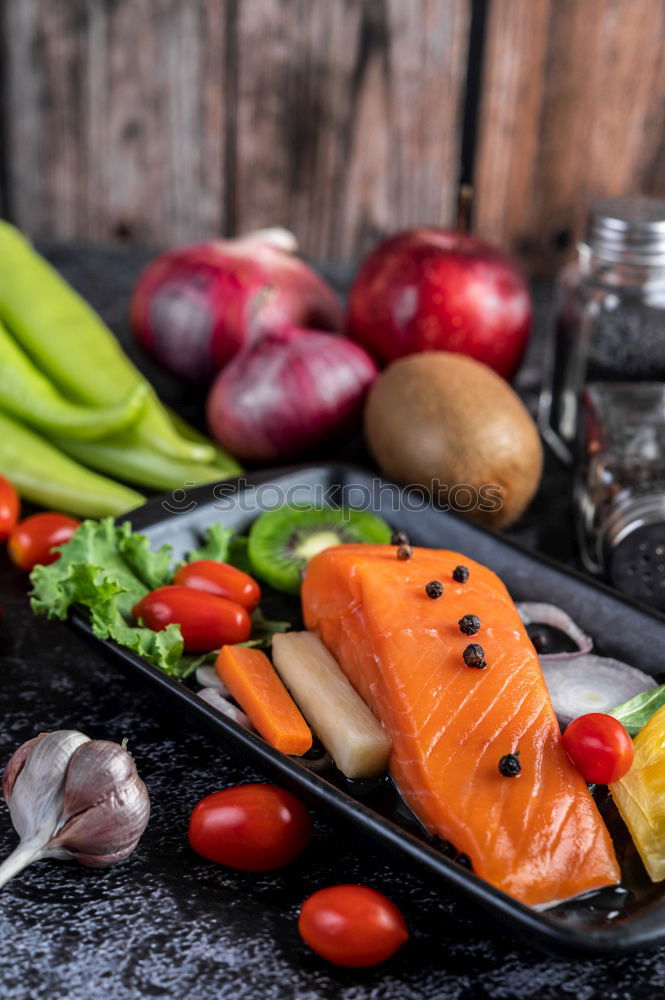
58,740,137,817
0,730,150,889
49,740,150,866
69,839,146,869
8,730,89,843
2,733,47,802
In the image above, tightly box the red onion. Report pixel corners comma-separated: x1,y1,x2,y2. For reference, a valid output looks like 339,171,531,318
206,327,378,462
131,228,343,382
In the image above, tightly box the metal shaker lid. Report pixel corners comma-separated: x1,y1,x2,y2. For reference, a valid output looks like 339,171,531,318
607,515,665,610
586,196,665,264
604,493,665,610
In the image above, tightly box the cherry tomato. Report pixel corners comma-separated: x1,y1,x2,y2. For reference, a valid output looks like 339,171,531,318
133,585,251,652
298,885,409,967
8,512,80,571
188,784,312,871
562,713,634,784
174,560,261,611
0,477,20,542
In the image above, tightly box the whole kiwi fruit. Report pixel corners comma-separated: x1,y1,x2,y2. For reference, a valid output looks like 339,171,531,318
364,352,543,529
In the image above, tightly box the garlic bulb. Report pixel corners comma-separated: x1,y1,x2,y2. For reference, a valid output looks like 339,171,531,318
0,730,150,889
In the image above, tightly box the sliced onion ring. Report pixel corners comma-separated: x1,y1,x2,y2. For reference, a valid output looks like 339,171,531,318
197,688,252,729
195,664,231,696
516,602,593,660
540,655,656,728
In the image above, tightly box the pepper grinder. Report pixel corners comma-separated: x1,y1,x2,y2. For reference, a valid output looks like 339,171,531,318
540,196,665,465
576,382,665,609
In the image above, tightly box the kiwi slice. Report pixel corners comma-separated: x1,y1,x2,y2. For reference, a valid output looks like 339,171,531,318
248,505,392,595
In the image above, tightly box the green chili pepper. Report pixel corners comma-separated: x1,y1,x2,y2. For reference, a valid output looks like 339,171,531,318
0,222,214,464
0,410,144,517
166,408,243,473
55,432,241,492
0,319,148,440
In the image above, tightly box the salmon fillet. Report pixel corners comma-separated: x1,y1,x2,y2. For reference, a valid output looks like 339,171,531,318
302,544,620,906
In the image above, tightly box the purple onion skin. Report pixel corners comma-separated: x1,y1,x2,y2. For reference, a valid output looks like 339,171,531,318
206,327,378,462
130,237,344,383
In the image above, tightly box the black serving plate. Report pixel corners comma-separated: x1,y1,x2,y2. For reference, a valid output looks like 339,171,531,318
69,464,665,957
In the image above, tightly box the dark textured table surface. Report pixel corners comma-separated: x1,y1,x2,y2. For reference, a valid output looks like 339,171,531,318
0,244,662,999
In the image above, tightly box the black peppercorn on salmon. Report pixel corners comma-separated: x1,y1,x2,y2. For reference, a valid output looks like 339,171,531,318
302,545,620,906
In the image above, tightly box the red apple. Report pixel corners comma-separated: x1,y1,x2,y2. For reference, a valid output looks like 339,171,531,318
346,229,532,379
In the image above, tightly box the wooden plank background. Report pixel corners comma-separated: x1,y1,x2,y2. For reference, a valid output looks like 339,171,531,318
1,0,664,272
474,0,665,274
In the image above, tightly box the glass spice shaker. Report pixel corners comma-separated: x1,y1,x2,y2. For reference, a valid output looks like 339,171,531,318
576,382,665,608
540,197,665,464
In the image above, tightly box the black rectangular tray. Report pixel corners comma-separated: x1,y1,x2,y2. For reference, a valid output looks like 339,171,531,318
69,464,665,956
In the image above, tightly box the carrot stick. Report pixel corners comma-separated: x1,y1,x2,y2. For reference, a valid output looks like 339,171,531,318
216,645,313,755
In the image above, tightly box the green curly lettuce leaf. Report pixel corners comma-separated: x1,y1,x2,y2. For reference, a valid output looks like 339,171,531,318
226,535,253,576
30,517,289,677
118,523,175,592
186,523,232,564
31,518,184,672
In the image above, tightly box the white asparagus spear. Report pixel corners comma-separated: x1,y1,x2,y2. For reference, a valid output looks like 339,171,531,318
272,631,391,779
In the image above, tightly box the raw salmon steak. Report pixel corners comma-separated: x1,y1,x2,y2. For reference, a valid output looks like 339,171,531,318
302,544,620,906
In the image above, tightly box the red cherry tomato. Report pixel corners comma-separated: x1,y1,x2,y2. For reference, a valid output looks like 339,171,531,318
173,560,261,611
8,512,80,571
562,713,634,784
188,784,312,871
0,477,20,542
298,885,409,967
133,585,251,652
